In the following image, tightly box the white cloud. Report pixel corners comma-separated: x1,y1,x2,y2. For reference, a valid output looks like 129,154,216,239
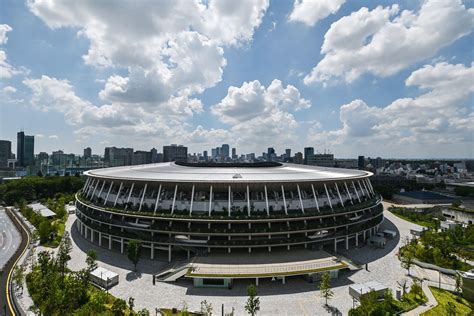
308,62,474,155
289,0,345,26
2,86,17,93
49,135,59,139
0,50,21,78
212,79,310,125
35,134,44,138
0,24,12,44
305,0,474,84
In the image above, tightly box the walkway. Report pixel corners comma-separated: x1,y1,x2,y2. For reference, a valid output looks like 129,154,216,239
0,208,21,269
404,282,437,316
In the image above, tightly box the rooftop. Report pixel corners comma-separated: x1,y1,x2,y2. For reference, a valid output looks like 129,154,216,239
395,191,454,201
27,202,56,218
84,162,371,183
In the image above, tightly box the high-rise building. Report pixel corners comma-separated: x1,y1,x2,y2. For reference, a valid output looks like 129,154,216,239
52,150,66,166
132,150,152,165
203,150,208,161
150,148,158,163
231,148,237,159
307,154,335,167
267,147,275,161
0,140,11,168
17,131,35,167
358,156,365,170
104,147,134,167
294,152,303,164
221,144,230,159
304,147,314,165
83,147,92,159
285,149,291,161
163,144,188,162
211,148,217,159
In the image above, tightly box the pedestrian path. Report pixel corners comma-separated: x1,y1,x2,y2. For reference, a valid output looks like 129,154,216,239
403,282,438,315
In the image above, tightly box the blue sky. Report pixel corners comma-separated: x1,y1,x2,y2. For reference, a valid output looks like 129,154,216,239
0,0,473,158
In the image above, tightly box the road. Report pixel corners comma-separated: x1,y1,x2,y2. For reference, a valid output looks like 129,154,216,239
0,208,29,316
0,209,21,270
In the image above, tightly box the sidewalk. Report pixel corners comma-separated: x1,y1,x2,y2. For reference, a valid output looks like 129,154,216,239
403,282,437,316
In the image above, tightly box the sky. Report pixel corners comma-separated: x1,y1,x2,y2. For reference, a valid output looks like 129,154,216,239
0,0,473,159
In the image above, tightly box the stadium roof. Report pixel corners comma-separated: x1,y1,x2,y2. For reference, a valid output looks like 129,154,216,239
84,162,371,183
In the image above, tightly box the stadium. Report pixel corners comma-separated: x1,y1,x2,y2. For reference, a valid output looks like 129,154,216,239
75,162,383,262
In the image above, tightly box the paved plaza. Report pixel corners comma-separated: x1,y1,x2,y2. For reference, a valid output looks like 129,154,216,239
54,202,441,315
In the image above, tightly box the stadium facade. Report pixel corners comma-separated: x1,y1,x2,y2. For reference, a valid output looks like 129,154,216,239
75,162,383,261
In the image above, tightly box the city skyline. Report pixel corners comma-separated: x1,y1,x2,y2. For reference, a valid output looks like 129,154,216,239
1,0,473,158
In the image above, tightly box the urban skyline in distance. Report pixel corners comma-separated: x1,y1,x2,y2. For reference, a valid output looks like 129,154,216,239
1,0,473,158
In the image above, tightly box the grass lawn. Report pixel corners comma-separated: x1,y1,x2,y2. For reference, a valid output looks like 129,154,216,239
421,287,473,316
389,211,435,228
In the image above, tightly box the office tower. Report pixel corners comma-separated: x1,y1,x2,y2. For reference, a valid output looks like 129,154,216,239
83,147,92,159
285,149,291,160
0,140,11,167
307,154,335,167
203,150,208,161
221,144,230,159
163,144,188,162
104,147,134,167
304,147,314,165
132,150,152,165
294,152,303,164
17,131,35,167
358,156,365,169
151,148,158,163
232,148,236,159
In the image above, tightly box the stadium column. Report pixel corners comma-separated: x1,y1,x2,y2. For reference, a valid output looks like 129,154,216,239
362,179,371,198
281,185,288,215
344,182,354,205
297,184,305,214
113,182,123,207
208,185,213,216
121,238,124,253
358,180,368,198
139,184,148,211
109,235,112,250
168,244,172,262
82,177,90,194
98,180,106,200
151,243,154,260
246,185,251,216
365,178,375,195
324,184,333,210
85,178,93,197
98,232,102,246
352,181,361,203
189,185,195,215
126,183,135,204
228,186,231,216
356,233,359,247
91,180,100,199
264,185,269,216
334,238,337,252
154,184,162,215
104,181,113,206
335,183,344,207
171,184,178,214
345,236,349,250
91,229,94,243
311,184,320,212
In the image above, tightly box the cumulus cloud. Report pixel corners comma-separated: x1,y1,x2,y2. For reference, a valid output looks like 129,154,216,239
2,86,17,93
0,24,12,44
288,0,345,26
0,50,21,78
308,62,474,154
212,79,310,125
304,0,474,84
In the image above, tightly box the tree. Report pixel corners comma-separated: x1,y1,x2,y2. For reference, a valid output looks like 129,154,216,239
245,284,260,316
38,220,53,244
127,240,141,271
13,265,25,294
86,249,98,272
358,290,378,315
111,298,127,316
400,246,414,276
455,272,462,296
410,280,423,302
319,272,334,307
445,301,457,316
137,308,150,316
57,231,73,282
200,300,213,316
128,297,135,311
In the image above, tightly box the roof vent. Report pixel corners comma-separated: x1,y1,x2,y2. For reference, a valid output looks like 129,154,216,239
232,173,242,179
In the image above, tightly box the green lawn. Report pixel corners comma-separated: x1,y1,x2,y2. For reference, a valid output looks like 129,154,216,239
421,287,473,316
388,210,435,228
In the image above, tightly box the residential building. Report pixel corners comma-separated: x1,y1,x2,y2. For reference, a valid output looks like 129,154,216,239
104,147,134,167
17,131,35,167
0,140,11,168
304,147,314,165
232,148,237,159
83,147,92,159
163,144,188,162
358,156,365,169
307,154,335,167
220,144,230,159
294,152,303,164
132,150,152,165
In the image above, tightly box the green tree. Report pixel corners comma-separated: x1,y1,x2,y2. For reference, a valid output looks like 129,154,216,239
57,231,73,282
445,301,457,316
201,300,213,316
319,272,334,306
410,280,423,302
137,308,150,316
86,249,98,272
38,220,52,244
128,296,135,311
111,298,127,316
127,240,141,271
13,265,25,294
245,284,260,316
455,272,462,296
358,290,378,315
400,246,414,276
